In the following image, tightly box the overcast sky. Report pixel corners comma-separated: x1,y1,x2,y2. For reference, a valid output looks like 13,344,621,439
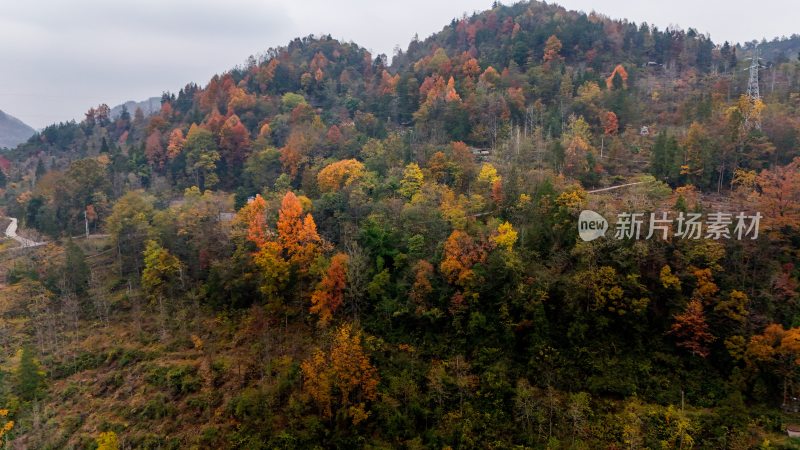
1,0,797,129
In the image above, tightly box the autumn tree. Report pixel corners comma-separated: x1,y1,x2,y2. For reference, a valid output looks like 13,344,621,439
227,86,256,113
755,157,800,233
542,35,563,65
280,129,311,179
166,128,185,159
237,194,269,248
427,151,449,183
477,162,503,203
660,265,681,291
413,74,465,140
491,221,518,251
317,159,366,192
669,299,715,357
276,191,323,269
477,162,501,186
606,64,629,89
145,129,167,169
219,114,251,172
602,111,619,135
301,323,379,424
691,267,718,304
310,253,349,326
399,163,424,199
240,191,325,301
561,115,595,176
462,58,481,79
326,125,343,149
249,236,290,303
440,230,488,309
746,324,800,404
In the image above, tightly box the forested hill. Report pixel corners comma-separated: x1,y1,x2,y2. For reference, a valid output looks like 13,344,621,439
0,1,800,448
394,0,717,71
746,34,800,64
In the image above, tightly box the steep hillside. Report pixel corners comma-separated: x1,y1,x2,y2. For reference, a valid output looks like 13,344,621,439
0,1,799,448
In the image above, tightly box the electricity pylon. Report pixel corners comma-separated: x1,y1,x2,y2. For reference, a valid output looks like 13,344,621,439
744,46,764,130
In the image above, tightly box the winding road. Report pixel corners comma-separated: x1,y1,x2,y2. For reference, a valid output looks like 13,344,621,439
3,217,45,248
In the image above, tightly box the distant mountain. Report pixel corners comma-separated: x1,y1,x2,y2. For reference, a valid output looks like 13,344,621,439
0,110,35,149
740,34,800,63
109,97,161,119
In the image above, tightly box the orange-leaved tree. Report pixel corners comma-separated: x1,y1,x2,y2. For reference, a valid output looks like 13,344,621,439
669,299,715,358
542,35,563,64
602,111,619,135
238,191,326,300
145,130,166,169
237,193,270,248
276,191,324,270
606,64,629,89
310,253,349,326
755,157,800,234
440,230,489,314
219,114,251,167
166,128,185,159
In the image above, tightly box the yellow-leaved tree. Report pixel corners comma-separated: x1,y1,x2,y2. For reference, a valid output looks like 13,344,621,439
399,163,424,199
317,159,365,192
491,221,518,251
301,323,379,424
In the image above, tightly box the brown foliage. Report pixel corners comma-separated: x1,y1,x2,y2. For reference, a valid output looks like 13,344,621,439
669,299,715,358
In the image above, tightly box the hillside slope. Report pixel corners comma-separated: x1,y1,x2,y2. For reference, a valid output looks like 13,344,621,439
0,109,35,149
0,1,798,448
